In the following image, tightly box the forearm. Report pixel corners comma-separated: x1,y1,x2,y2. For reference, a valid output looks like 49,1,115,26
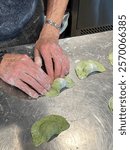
39,0,69,39
46,0,69,25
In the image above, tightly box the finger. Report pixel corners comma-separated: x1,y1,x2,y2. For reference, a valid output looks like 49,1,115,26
23,65,51,91
53,55,62,79
15,80,39,98
34,49,42,67
20,73,47,95
22,58,52,84
41,49,54,80
51,46,63,78
61,55,70,78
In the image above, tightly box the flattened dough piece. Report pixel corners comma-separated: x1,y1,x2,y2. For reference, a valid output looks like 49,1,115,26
75,60,106,79
31,115,70,147
46,77,75,97
108,52,113,65
108,97,113,112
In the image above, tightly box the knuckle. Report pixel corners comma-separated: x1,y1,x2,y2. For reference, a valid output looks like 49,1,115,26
22,54,29,59
7,76,16,85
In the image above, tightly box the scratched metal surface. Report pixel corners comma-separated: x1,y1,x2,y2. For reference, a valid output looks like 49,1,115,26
0,31,113,150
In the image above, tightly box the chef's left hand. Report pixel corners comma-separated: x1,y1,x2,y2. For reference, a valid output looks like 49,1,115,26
34,24,70,81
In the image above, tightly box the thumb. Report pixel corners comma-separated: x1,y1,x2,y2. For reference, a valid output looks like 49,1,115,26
34,49,42,67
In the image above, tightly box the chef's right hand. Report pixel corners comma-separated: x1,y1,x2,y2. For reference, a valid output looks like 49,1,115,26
0,54,51,98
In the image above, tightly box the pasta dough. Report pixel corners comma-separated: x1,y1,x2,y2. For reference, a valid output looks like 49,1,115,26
31,115,70,147
46,76,75,97
108,97,113,112
75,60,106,79
108,52,113,65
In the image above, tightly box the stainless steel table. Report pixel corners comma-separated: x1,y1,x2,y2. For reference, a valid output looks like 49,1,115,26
0,31,113,150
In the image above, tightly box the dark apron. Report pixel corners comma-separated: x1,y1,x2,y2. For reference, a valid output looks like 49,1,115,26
0,0,44,48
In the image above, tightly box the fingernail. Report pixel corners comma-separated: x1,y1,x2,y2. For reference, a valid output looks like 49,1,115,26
45,84,51,91
61,74,64,78
42,89,47,95
35,57,42,67
65,70,69,75
32,93,39,99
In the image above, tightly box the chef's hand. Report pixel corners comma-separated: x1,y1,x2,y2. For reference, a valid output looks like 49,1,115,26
34,24,70,80
0,54,51,98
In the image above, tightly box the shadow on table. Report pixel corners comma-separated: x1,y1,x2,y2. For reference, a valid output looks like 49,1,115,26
0,80,48,150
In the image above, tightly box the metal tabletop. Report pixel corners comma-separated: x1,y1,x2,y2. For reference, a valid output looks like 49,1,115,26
0,31,113,150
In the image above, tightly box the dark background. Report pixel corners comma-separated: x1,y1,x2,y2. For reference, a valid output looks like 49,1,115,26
43,0,113,37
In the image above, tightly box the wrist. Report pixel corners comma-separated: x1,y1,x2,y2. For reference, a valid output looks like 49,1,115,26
40,24,60,41
46,19,61,31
